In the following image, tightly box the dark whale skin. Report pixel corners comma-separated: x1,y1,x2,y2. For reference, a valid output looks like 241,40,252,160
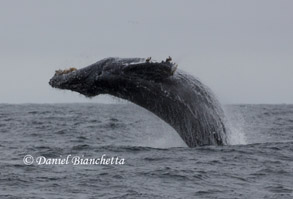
49,57,228,147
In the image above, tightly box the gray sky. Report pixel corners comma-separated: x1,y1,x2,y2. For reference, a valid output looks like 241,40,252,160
0,0,292,104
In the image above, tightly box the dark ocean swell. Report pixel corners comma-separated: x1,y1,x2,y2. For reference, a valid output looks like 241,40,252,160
0,104,292,198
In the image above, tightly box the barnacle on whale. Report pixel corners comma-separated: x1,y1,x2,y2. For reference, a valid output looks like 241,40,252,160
146,57,151,63
55,67,77,75
166,56,172,62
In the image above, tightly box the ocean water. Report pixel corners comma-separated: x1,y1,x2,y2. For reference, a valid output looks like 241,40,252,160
0,103,292,199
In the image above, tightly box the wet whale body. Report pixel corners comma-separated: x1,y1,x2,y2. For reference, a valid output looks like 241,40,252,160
49,57,228,147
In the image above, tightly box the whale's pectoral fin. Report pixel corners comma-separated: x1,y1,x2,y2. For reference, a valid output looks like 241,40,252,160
122,62,177,81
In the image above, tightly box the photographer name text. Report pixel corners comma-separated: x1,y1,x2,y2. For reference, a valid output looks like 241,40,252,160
23,154,125,166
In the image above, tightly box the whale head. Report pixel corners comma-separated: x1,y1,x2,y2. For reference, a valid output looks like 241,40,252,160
49,57,177,98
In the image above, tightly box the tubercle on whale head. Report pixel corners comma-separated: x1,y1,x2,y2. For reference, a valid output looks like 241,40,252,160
49,57,178,97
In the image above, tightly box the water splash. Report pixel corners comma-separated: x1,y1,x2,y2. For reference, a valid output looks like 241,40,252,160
223,105,247,145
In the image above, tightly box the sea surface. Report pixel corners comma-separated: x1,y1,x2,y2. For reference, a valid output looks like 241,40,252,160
0,103,292,199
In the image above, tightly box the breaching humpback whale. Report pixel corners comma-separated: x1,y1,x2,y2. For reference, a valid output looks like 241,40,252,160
49,57,228,147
